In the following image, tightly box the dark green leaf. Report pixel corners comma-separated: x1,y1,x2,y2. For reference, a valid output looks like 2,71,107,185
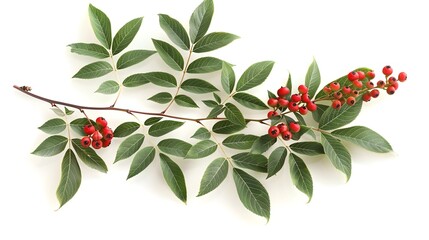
232,153,268,173
114,134,145,163
251,134,277,154
122,73,150,87
286,73,292,90
149,120,185,137
143,72,177,88
321,133,352,181
213,93,221,103
222,134,258,150
181,78,218,93
148,92,172,104
267,147,287,178
159,153,187,203
289,153,313,202
112,17,143,55
221,62,235,94
32,135,68,157
127,147,155,179
186,140,217,159
64,107,74,115
175,95,199,108
38,118,66,134
95,80,119,94
116,50,156,69
319,98,362,130
152,39,184,71
267,90,276,99
72,61,112,79
68,43,109,59
207,105,225,118
144,117,163,126
71,139,108,173
56,149,81,208
305,59,321,98
332,126,392,153
236,61,275,92
191,127,211,140
88,4,112,49
187,57,223,73
294,112,307,126
212,120,245,134
312,104,329,123
158,138,192,157
50,107,65,116
233,168,270,221
69,118,95,136
193,32,239,53
290,141,324,156
158,14,190,50
197,158,228,196
113,122,140,138
233,92,268,110
189,0,214,43
202,100,218,108
224,103,246,127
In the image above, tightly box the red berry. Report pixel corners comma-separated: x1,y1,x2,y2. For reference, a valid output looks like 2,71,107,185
268,126,280,138
386,86,395,95
357,71,366,80
92,140,102,149
342,86,352,95
277,87,290,97
370,89,380,98
267,111,278,118
81,136,91,148
362,93,372,102
278,98,289,108
288,102,299,112
377,80,386,88
277,123,288,133
330,82,340,91
102,127,114,140
289,122,301,133
346,96,356,106
332,99,342,109
291,94,301,102
334,91,343,99
351,90,359,97
83,124,95,135
299,106,308,115
382,65,393,76
96,117,108,128
348,71,359,81
306,102,317,112
267,98,278,107
388,77,397,85
102,139,112,148
366,81,374,89
366,71,375,80
323,86,332,94
91,131,102,141
301,93,311,103
352,80,363,88
298,85,308,94
281,131,292,141
398,72,407,82
390,81,399,90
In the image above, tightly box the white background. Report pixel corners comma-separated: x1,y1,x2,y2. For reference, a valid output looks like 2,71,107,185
1,0,428,239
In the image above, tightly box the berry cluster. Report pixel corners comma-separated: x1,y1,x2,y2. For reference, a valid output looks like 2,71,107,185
80,117,114,149
268,122,301,140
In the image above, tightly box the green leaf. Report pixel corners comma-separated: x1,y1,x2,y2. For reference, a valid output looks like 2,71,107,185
122,73,150,87
186,140,217,159
202,100,218,108
127,146,155,180
152,39,184,71
144,117,163,126
113,122,140,138
187,57,223,73
233,92,268,110
71,139,108,173
189,0,214,43
305,59,321,98
88,4,112,49
267,90,276,99
32,135,67,157
50,107,64,117
72,61,112,79
175,95,199,108
193,32,239,53
114,134,145,163
331,126,392,153
149,120,185,137
181,78,218,93
112,17,143,55
232,153,268,173
222,134,258,150
289,153,313,202
236,61,275,92
224,103,246,127
319,98,362,130
251,134,277,154
321,133,352,181
286,73,292,90
312,104,329,123
68,43,109,59
143,72,177,88
56,149,81,208
290,141,325,156
95,80,119,94
207,105,225,118
267,147,287,178
116,50,156,69
64,107,74,116
158,14,190,50
233,168,270,221
158,138,192,157
191,128,211,140
159,153,187,203
148,92,172,104
212,120,245,134
69,118,94,136
221,62,235,94
38,118,66,134
213,93,221,103
197,158,228,196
